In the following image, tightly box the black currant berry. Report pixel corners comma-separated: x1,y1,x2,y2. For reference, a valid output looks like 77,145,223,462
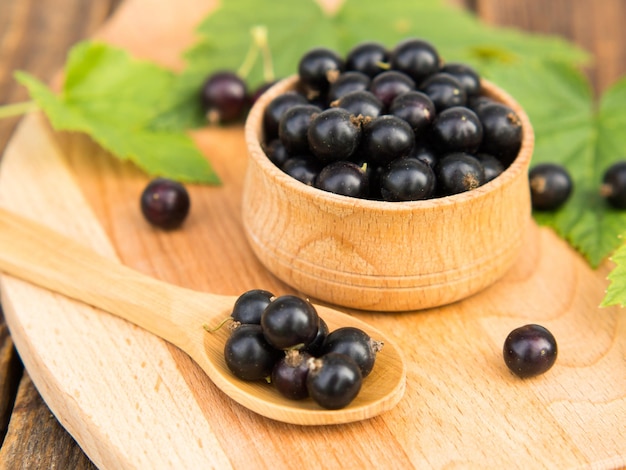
436,153,486,195
307,108,362,162
431,106,483,154
389,91,436,137
600,160,626,209
476,153,505,183
231,289,274,325
360,115,415,165
298,47,345,93
476,102,523,163
278,104,321,154
503,324,557,378
320,327,383,377
327,71,371,103
333,90,383,118
271,349,312,400
306,353,363,409
315,161,369,198
224,324,281,381
389,38,441,84
528,163,573,211
282,155,323,186
263,91,308,140
200,71,248,124
262,139,290,167
440,62,481,97
419,73,467,111
345,41,389,78
140,178,190,230
261,295,320,350
369,70,416,109
380,157,436,201
302,317,329,357
408,145,438,168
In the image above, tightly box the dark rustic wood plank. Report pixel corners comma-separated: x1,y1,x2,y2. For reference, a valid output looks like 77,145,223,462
0,0,122,467
0,310,21,446
0,373,97,470
465,0,626,93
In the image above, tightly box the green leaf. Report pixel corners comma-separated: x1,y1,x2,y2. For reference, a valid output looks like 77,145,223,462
151,0,587,131
485,61,626,267
602,239,626,307
16,41,220,184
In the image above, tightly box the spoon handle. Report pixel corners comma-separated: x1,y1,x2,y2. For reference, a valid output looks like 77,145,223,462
0,207,231,348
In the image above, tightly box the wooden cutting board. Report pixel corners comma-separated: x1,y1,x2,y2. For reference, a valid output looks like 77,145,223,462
0,0,625,468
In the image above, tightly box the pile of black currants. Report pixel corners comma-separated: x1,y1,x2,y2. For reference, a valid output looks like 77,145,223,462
219,289,383,410
261,38,523,201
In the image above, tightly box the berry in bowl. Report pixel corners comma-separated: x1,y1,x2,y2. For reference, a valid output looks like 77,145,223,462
243,38,534,312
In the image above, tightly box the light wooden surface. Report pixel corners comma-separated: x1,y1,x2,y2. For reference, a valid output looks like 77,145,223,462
0,0,625,468
243,76,533,311
0,205,406,426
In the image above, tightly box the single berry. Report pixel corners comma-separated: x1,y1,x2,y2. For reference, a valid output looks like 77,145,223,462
281,156,323,186
345,41,390,78
140,178,190,230
302,317,329,357
263,92,308,139
419,73,467,111
262,139,290,167
468,95,497,114
360,115,415,165
408,145,438,168
389,91,436,137
476,153,505,182
327,71,371,103
320,327,383,377
231,289,274,325
380,157,436,201
298,47,345,93
369,70,416,109
333,90,383,118
261,295,320,350
200,71,248,124
600,160,626,209
271,349,312,400
306,353,363,409
278,104,321,154
529,163,573,211
440,62,481,96
503,324,557,378
431,106,483,154
436,153,486,195
224,324,282,381
307,108,362,163
315,161,370,198
476,102,523,164
389,38,441,84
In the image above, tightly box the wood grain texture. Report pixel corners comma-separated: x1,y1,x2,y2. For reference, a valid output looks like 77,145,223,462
0,206,406,426
0,0,121,467
466,0,626,93
0,0,625,468
243,76,533,311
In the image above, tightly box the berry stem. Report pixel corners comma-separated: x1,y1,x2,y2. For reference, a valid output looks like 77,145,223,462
0,100,38,119
251,25,275,83
236,32,260,80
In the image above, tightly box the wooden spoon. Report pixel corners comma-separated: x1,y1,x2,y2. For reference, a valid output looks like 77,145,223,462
0,207,406,425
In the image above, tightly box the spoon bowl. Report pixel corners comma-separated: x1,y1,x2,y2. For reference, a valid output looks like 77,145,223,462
0,207,406,425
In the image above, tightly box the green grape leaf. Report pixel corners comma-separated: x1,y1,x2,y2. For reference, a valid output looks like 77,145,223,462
484,61,626,267
150,0,587,131
602,240,626,307
16,41,220,184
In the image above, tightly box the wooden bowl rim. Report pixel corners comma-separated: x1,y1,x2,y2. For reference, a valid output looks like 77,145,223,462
244,74,534,212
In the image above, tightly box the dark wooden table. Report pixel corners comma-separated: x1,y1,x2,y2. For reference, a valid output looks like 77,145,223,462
0,0,625,467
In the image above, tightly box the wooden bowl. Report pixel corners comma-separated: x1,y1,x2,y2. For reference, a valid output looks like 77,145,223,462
243,75,534,312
